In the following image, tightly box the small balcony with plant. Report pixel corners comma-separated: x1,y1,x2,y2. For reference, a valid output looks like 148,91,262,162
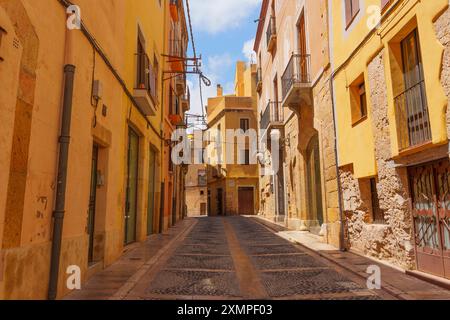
133,52,158,116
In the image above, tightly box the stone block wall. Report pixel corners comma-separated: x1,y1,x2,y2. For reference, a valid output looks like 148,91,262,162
339,50,415,269
434,6,450,139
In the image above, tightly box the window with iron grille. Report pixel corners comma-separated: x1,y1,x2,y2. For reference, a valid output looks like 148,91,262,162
394,29,431,150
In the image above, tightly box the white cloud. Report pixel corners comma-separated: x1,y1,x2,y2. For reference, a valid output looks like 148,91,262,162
242,38,255,63
188,0,261,34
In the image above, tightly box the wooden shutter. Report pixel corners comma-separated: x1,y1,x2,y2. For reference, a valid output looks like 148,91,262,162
351,0,360,15
345,0,360,28
381,0,390,9
345,0,352,26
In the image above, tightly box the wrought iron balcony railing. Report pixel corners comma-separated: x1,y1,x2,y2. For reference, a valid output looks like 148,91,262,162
394,80,431,150
256,67,263,92
266,16,277,51
281,54,311,101
260,101,284,131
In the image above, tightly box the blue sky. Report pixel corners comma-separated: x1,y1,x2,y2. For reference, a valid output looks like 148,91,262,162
185,0,261,128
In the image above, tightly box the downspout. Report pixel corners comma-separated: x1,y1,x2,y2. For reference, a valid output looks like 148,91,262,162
329,71,346,252
159,0,168,233
48,15,76,300
326,0,345,252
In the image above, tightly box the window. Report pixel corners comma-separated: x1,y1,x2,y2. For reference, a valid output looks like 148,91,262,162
154,55,159,97
345,0,360,28
350,76,368,125
240,149,250,165
358,83,367,118
136,28,147,88
198,170,207,186
394,28,431,150
200,190,205,196
0,27,5,62
240,118,250,132
168,146,174,173
370,178,385,224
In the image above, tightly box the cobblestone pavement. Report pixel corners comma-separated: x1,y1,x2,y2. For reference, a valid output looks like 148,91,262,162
121,217,394,300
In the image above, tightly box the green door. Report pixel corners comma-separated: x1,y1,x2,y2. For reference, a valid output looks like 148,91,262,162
88,145,99,263
125,128,139,245
147,148,156,235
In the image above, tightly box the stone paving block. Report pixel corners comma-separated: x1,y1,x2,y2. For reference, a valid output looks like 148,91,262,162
145,270,241,297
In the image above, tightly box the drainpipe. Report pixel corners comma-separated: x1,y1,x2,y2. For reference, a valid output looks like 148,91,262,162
48,15,76,300
329,72,346,252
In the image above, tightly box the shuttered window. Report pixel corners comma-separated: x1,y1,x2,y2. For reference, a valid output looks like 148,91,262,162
345,0,360,28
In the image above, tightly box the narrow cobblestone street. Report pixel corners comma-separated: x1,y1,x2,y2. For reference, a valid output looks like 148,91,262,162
67,217,407,300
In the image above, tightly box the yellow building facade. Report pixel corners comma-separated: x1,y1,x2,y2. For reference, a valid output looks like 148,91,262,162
0,0,188,299
206,62,260,216
331,0,450,279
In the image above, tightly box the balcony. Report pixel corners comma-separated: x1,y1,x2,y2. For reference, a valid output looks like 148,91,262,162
175,73,186,96
266,16,277,53
260,101,284,134
181,87,190,112
168,39,185,73
256,67,263,93
394,80,432,151
133,53,157,116
170,0,179,22
281,54,312,110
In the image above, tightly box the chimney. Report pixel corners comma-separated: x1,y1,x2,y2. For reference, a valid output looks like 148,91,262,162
217,84,223,97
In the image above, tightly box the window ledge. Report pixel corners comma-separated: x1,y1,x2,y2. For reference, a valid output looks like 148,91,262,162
394,141,434,158
345,9,360,31
351,115,368,127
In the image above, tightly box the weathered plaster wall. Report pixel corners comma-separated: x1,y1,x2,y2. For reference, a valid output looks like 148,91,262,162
434,6,450,140
340,51,415,269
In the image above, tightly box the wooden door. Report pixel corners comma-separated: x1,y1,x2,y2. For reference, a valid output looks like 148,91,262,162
200,203,207,216
88,145,99,263
238,187,255,215
147,148,156,236
125,128,139,245
297,13,308,82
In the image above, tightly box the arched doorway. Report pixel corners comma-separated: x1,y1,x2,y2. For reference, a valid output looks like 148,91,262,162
306,134,324,228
